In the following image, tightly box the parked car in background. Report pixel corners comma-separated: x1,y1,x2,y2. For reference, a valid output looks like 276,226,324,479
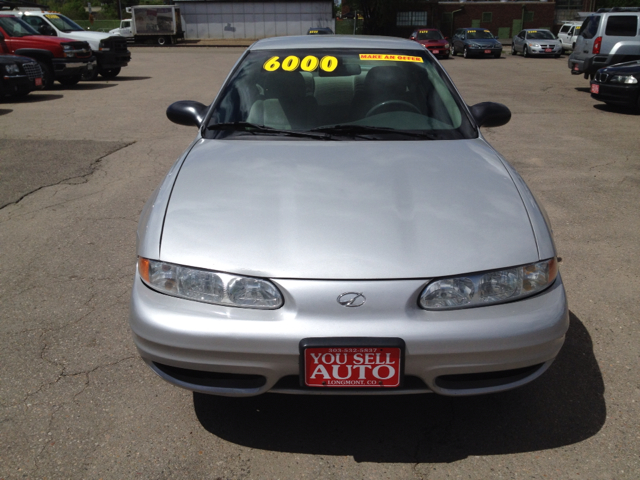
130,35,568,398
7,9,130,80
0,15,94,88
569,8,640,79
557,21,582,53
450,28,502,58
307,27,333,35
512,29,562,58
0,53,43,97
409,28,449,59
590,60,640,109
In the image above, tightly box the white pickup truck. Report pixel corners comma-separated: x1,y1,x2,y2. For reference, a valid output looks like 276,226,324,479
8,9,130,80
557,21,583,53
109,6,184,46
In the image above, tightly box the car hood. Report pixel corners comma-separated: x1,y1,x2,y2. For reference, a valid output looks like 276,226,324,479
160,138,539,280
56,30,108,45
602,60,640,74
466,39,500,45
419,40,448,46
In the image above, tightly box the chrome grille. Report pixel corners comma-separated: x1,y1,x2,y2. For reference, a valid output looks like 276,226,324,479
22,62,42,80
595,72,609,83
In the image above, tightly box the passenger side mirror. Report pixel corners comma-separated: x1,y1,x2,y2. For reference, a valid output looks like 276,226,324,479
410,36,415,40
166,101,208,127
469,102,511,128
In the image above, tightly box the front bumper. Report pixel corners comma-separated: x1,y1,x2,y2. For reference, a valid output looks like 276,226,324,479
465,46,502,57
130,271,569,397
590,82,639,106
525,46,562,56
52,57,96,78
426,47,449,58
2,73,44,94
95,50,131,69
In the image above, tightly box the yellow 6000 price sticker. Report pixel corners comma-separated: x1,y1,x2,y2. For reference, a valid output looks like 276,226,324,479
263,55,338,73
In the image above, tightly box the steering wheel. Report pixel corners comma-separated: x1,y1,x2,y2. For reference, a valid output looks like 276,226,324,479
366,100,421,117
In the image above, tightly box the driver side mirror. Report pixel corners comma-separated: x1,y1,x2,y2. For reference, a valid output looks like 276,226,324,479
39,24,56,36
469,102,511,128
166,100,208,127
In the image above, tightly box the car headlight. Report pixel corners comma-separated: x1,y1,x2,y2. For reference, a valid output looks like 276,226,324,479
444,43,450,49
610,75,638,84
4,64,20,74
138,258,284,309
419,258,558,310
99,41,110,51
469,43,481,48
529,43,540,48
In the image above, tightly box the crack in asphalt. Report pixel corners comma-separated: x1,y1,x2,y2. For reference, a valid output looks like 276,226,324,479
0,141,135,212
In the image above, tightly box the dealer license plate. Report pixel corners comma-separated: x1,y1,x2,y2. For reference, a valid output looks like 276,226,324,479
35,78,42,86
303,346,402,387
484,49,491,54
591,84,599,94
432,49,439,54
573,64,580,71
545,48,552,53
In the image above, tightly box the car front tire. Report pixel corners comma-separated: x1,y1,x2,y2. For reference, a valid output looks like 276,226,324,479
57,75,81,86
99,67,121,79
523,46,529,58
36,61,54,90
511,44,517,55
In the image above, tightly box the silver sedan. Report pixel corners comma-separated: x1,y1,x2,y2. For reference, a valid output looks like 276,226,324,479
130,35,568,397
512,29,563,57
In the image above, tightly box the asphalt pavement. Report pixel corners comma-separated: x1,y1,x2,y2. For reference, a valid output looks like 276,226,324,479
0,47,638,479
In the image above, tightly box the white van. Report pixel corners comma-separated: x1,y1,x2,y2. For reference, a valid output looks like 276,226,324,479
557,21,583,52
569,7,640,79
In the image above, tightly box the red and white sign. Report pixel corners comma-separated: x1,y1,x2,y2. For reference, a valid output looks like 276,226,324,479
35,78,42,86
304,347,401,387
545,48,552,53
432,49,439,54
484,49,491,54
591,84,599,94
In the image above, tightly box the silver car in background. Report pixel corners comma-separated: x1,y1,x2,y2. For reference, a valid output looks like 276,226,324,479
130,35,568,398
512,29,563,57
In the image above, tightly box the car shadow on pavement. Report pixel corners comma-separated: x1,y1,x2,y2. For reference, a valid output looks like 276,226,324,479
0,108,12,115
103,76,152,81
6,94,64,103
56,84,118,91
194,311,605,463
575,87,592,93
593,104,639,115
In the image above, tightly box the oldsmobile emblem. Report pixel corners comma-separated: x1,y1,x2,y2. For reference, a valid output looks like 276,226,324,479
337,292,366,307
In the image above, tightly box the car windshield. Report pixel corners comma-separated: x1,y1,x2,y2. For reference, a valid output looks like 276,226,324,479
206,48,475,141
526,30,555,40
43,13,84,32
0,16,39,37
467,30,494,39
417,30,443,40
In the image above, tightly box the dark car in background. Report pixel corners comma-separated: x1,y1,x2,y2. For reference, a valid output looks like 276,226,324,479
590,60,640,110
409,28,449,59
0,53,43,97
450,28,502,58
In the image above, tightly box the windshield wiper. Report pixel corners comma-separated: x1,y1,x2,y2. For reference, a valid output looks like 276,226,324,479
310,124,441,140
207,122,332,140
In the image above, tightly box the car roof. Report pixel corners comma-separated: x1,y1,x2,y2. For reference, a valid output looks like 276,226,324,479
249,35,424,52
